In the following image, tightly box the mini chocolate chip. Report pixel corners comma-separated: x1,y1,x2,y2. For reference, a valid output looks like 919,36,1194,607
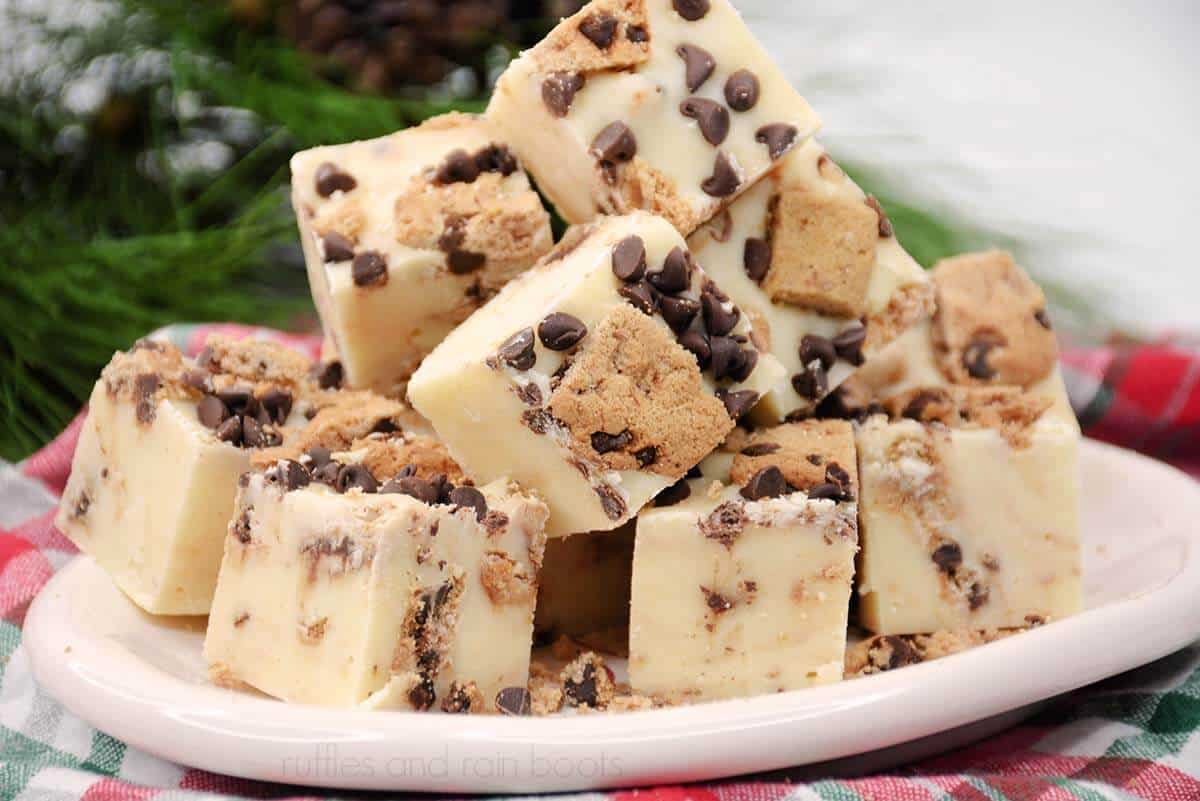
744,237,771,282
595,484,627,520
498,328,536,370
672,0,710,20
626,24,648,42
516,382,542,406
336,463,379,494
720,389,759,418
447,250,486,274
701,151,740,197
678,329,711,367
260,388,293,425
381,475,437,504
134,373,159,423
449,486,488,520
709,335,745,380
807,453,824,465
182,369,211,393
740,442,780,456
591,429,633,454
635,446,658,467
1034,308,1053,329
217,387,254,415
612,235,647,282
312,461,341,486
832,325,868,366
649,247,693,294
968,582,990,610
800,334,837,370
474,144,517,176
591,122,637,164
883,636,921,669
826,462,851,488
724,69,760,111
676,44,715,92
542,72,585,117
314,162,356,196
408,676,436,710
242,416,277,448
679,97,729,146
901,389,944,420
655,479,691,507
317,360,343,389
741,465,787,500
352,250,388,286
372,417,399,434
432,474,455,504
756,123,799,160
495,686,532,716
701,288,740,336
579,13,617,49
730,347,758,382
215,415,243,444
660,295,701,333
435,149,479,184
931,542,963,573
963,339,998,380
686,465,704,479
197,394,229,429
322,231,355,262
233,509,253,543
702,587,734,613
279,460,311,491
865,196,894,237
619,280,659,315
791,364,828,400
538,312,588,350
807,482,842,501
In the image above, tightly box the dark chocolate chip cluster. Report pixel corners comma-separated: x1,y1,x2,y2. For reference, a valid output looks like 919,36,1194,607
790,326,868,403
739,460,855,502
432,143,518,186
193,378,290,449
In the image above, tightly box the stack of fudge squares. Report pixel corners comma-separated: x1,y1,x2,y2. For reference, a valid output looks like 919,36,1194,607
58,0,1081,715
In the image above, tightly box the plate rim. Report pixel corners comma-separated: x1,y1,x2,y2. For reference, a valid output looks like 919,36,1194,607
23,439,1200,792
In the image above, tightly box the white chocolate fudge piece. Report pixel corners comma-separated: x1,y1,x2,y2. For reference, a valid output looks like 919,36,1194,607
855,396,1081,634
535,523,635,640
55,337,335,614
409,212,783,537
292,113,554,395
841,252,1081,634
629,421,858,701
205,432,548,712
487,0,820,236
689,140,934,421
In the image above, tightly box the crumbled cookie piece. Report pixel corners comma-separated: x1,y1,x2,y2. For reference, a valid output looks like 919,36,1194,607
730,420,858,499
844,627,1026,678
560,652,616,710
479,550,537,605
886,386,1052,448
931,251,1058,387
197,335,316,389
531,0,650,75
761,189,879,317
251,391,410,466
548,304,732,476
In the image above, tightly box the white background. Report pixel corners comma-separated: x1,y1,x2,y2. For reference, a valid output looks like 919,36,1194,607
741,0,1200,338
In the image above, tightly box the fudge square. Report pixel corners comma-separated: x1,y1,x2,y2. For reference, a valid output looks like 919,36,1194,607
291,112,554,396
629,420,858,701
56,336,331,615
855,388,1081,634
849,251,1082,634
689,139,934,421
408,211,783,537
205,431,548,712
487,0,821,236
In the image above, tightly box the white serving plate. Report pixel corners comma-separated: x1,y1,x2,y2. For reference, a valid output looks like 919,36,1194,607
25,439,1200,793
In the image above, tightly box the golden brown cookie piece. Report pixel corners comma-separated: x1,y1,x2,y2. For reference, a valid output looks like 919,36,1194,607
548,304,732,477
349,434,466,486
932,251,1058,387
604,159,704,242
559,651,616,710
197,335,316,389
251,391,409,466
760,185,879,318
887,386,1052,448
730,420,857,499
100,340,191,404
393,169,554,293
532,0,650,76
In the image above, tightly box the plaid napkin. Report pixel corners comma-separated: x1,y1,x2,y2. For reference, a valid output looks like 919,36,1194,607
4,323,1200,801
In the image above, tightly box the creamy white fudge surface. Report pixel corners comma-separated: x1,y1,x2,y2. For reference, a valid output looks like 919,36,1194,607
291,112,553,396
409,212,783,537
535,523,635,640
840,251,1082,634
487,0,820,236
56,337,327,615
688,140,934,421
205,433,548,712
629,420,859,701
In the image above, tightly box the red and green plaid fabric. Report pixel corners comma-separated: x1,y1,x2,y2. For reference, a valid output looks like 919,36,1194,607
3,324,1200,801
